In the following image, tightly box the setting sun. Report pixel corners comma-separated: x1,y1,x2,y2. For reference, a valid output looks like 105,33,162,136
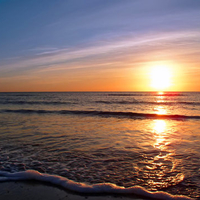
150,65,171,91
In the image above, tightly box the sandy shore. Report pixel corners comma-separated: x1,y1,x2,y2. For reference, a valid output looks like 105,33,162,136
0,181,145,200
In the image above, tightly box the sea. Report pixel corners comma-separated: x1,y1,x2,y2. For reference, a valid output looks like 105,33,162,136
0,92,199,199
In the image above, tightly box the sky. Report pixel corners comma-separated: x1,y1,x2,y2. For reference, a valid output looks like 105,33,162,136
0,0,200,92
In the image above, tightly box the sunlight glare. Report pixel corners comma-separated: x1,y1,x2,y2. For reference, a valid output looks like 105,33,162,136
153,105,166,115
153,120,166,134
150,65,171,91
153,120,167,150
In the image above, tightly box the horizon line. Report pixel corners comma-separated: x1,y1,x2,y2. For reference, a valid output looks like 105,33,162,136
0,91,199,93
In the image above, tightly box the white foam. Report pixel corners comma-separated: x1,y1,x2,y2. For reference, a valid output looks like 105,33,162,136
0,170,193,200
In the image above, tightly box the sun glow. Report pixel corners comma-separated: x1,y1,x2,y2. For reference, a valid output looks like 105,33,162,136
150,65,171,91
152,120,167,150
153,120,166,134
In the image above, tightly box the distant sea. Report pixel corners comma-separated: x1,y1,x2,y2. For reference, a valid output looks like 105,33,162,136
0,92,199,199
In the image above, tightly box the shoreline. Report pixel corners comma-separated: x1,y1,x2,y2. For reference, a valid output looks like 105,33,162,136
0,170,193,200
0,181,145,200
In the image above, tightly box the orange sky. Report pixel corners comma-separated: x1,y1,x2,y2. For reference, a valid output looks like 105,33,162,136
0,58,198,92
1,39,199,92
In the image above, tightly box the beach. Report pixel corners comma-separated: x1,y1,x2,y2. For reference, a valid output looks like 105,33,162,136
0,181,146,200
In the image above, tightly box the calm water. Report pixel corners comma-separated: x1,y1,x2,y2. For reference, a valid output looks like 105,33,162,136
0,92,199,199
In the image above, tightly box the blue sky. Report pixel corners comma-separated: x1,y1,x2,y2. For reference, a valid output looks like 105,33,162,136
0,0,200,91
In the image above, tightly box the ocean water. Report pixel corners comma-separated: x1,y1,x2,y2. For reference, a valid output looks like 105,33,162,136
0,92,199,199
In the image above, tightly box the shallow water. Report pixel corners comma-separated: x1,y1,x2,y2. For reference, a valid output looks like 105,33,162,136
0,92,199,199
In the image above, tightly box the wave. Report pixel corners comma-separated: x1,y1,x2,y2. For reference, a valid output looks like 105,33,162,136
1,100,200,106
0,170,192,200
1,109,200,120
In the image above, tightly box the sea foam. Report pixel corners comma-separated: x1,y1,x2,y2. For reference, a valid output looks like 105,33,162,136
0,170,193,200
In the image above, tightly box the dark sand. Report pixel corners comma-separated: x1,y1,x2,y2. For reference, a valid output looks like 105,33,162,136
0,181,145,200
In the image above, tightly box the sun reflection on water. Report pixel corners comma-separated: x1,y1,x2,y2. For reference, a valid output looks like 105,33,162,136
156,94,165,103
153,94,167,114
139,118,184,190
153,106,167,115
158,91,164,95
135,94,186,191
152,119,171,152
153,120,166,134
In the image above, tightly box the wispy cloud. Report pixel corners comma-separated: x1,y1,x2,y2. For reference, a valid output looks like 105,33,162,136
1,30,200,78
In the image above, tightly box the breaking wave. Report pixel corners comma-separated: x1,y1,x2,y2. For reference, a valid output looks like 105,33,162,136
0,170,192,200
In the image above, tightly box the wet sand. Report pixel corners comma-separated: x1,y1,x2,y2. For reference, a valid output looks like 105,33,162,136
0,181,145,200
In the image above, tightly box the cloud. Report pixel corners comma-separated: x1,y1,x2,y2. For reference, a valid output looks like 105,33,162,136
0,30,200,79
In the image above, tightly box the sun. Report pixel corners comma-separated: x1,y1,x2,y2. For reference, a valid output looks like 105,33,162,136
150,65,171,91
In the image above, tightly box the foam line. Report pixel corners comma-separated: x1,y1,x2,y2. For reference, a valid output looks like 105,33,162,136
0,170,193,200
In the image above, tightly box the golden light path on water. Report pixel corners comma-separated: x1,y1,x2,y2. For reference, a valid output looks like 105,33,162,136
143,95,184,190
153,94,166,115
